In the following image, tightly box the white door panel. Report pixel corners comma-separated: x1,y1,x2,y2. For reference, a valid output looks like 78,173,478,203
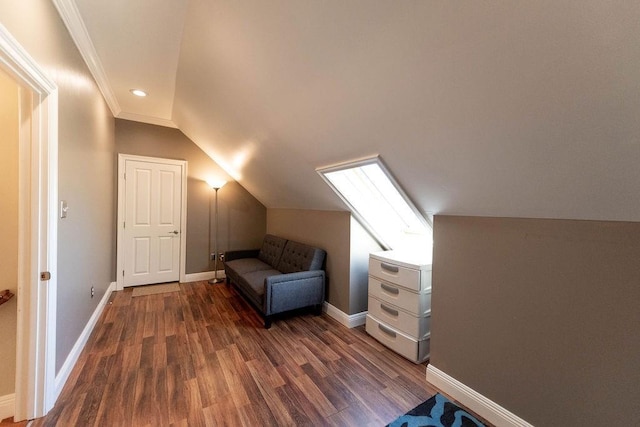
133,237,150,275
123,159,182,286
158,236,175,271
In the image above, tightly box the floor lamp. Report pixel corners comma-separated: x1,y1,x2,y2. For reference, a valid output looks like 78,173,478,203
207,179,226,284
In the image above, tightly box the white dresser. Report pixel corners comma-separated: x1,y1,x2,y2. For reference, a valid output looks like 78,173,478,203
366,250,432,363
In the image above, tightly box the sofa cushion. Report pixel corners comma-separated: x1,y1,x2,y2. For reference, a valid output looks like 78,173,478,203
241,268,282,301
258,234,287,268
225,258,272,276
276,240,326,274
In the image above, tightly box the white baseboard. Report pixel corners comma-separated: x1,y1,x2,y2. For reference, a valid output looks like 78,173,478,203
323,302,367,328
54,281,116,400
183,270,226,283
0,393,15,421
426,365,533,427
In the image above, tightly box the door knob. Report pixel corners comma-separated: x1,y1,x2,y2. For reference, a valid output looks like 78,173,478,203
169,230,179,234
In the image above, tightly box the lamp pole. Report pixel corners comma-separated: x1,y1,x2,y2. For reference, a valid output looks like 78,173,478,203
207,180,226,284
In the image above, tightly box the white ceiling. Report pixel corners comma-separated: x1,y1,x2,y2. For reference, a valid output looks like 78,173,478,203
56,0,187,127
55,0,640,222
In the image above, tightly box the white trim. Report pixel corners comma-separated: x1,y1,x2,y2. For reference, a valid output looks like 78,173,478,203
0,28,56,93
117,111,177,129
116,154,188,290
1,23,58,421
0,394,15,422
183,270,226,283
54,282,115,400
51,0,121,116
426,365,533,427
41,88,59,417
322,302,367,328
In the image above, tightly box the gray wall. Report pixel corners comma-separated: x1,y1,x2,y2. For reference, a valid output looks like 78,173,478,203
431,215,640,426
267,209,350,312
349,217,383,314
0,69,19,396
0,0,117,374
267,209,380,315
115,119,266,273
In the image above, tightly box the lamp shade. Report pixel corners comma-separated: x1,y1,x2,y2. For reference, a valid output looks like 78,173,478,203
206,179,227,190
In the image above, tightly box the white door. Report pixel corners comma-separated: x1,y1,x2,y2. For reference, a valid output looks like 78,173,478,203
123,158,183,286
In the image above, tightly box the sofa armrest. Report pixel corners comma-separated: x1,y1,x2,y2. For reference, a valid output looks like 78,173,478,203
264,270,325,316
225,249,260,262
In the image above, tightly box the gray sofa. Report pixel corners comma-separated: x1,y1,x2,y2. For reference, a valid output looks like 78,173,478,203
224,235,326,328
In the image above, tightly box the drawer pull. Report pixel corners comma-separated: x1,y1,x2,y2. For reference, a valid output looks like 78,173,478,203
380,283,400,295
378,324,397,338
380,304,399,317
380,262,399,273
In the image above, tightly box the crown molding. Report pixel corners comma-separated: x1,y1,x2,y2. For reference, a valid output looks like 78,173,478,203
52,0,121,116
0,24,57,93
117,111,177,128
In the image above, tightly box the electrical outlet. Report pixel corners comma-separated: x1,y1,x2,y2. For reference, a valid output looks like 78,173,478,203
219,253,225,262
91,286,95,298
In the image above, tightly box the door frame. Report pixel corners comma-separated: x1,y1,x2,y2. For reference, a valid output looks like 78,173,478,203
116,154,188,290
0,25,58,420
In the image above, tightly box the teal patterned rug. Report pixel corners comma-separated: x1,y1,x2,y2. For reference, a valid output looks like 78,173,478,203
387,393,485,427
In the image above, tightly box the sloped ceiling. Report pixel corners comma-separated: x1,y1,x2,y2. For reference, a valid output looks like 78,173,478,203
56,1,640,221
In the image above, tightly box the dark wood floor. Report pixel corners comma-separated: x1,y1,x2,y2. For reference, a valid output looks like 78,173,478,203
31,281,437,426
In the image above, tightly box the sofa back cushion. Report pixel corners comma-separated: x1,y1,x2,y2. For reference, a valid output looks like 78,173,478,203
258,234,287,268
277,240,326,274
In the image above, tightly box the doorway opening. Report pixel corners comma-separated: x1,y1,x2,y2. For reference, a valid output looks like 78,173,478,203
0,25,58,421
0,64,19,423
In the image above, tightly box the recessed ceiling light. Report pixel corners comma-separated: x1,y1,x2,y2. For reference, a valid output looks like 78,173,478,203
130,89,147,97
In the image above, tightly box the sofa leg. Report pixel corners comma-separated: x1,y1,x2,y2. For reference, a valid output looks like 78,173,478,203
264,316,272,329
313,304,323,316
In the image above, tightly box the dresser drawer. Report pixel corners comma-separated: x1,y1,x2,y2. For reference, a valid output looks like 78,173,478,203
369,257,422,291
366,315,430,363
368,295,430,339
368,277,431,316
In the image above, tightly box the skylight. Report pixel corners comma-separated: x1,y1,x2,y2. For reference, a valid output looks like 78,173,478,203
317,156,432,253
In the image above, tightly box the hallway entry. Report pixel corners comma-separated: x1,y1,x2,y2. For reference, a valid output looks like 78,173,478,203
0,64,20,422
0,23,59,421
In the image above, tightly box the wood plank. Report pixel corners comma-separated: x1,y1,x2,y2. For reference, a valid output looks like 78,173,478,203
216,347,251,408
287,373,338,418
245,362,292,426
